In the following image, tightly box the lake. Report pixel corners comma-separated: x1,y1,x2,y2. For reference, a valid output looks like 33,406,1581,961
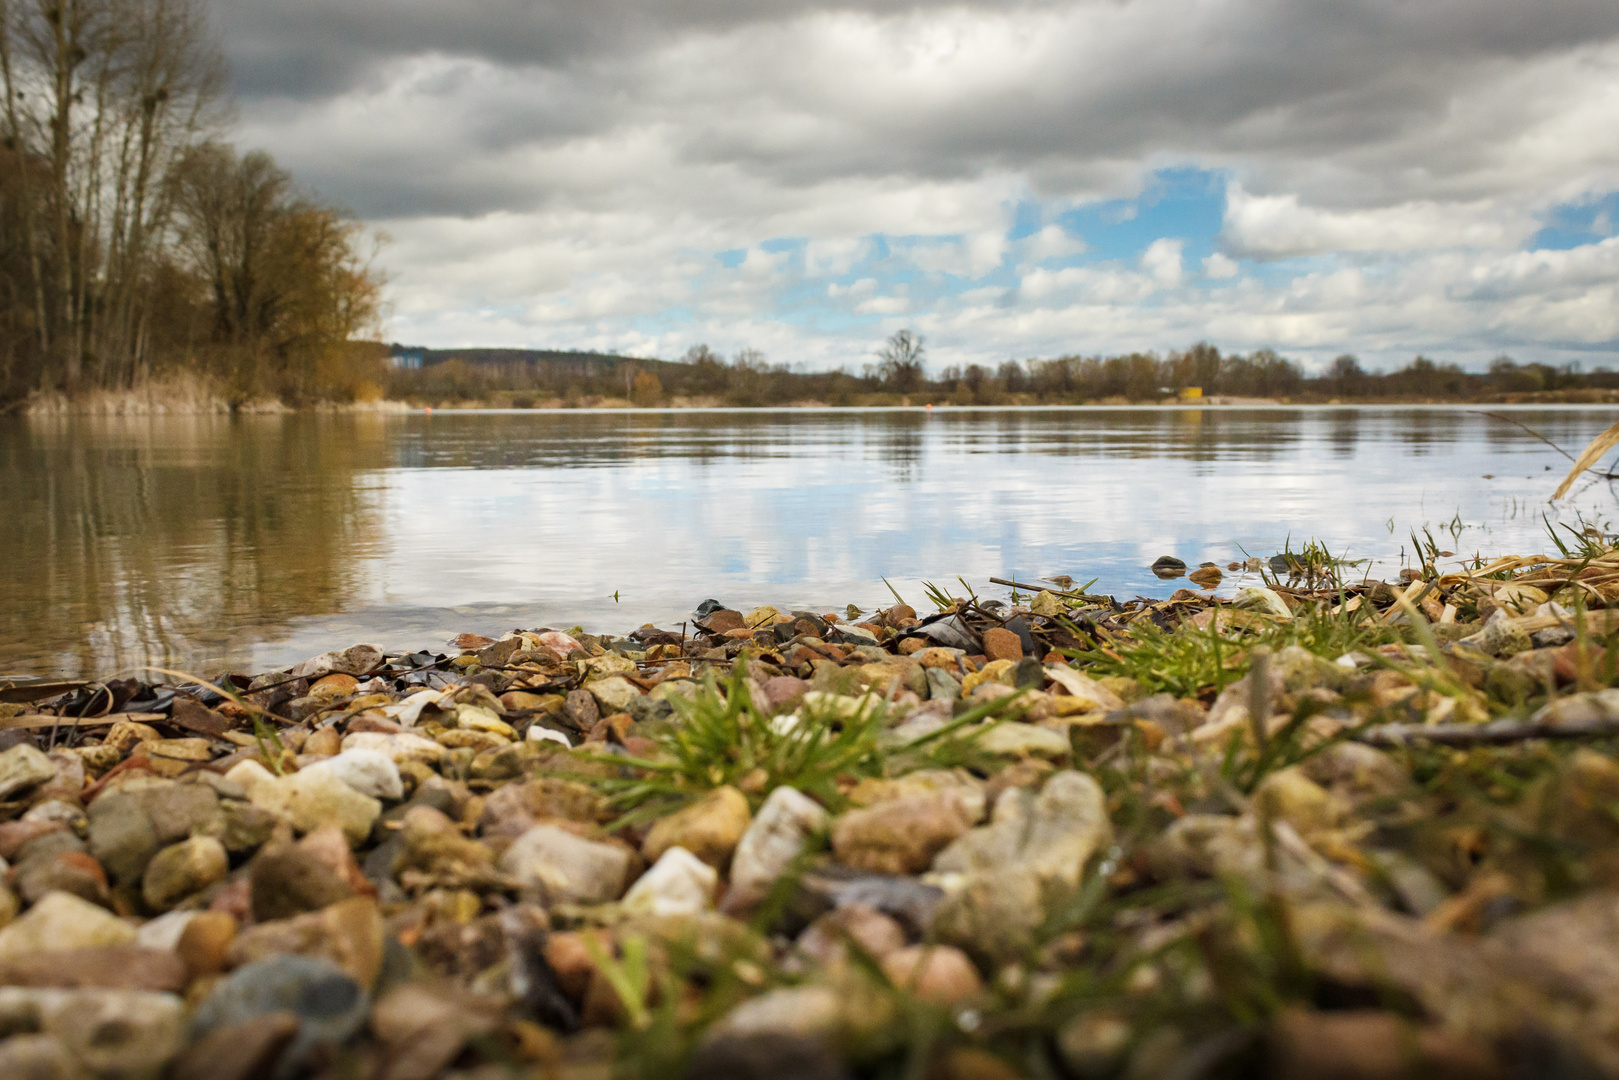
5,405,1617,679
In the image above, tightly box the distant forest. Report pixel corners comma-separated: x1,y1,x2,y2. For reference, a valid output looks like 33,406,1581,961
385,337,1619,408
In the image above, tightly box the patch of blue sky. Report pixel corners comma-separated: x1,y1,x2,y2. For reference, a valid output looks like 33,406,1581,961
1530,191,1619,251
689,166,1241,339
1052,166,1227,266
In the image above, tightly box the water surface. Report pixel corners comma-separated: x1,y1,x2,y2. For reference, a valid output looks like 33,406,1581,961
5,405,1617,678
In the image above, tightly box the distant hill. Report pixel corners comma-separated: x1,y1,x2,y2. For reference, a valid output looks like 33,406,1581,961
388,345,678,377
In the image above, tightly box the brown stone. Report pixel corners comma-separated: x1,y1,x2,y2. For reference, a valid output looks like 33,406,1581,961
562,689,600,732
796,904,907,968
249,841,357,922
701,609,746,634
642,786,752,869
313,673,360,695
304,726,342,757
0,820,65,860
228,896,385,988
980,628,1023,664
1266,1008,1507,1080
585,713,634,744
169,1011,301,1080
544,930,604,1000
0,945,188,991
370,983,498,1080
177,911,239,976
831,793,977,875
880,944,983,1006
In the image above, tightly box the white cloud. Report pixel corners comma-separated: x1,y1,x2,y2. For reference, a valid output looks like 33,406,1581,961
1222,184,1526,257
214,0,1619,367
1141,238,1184,287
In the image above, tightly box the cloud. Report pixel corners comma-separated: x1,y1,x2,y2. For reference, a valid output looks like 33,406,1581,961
206,0,1619,367
1141,238,1184,287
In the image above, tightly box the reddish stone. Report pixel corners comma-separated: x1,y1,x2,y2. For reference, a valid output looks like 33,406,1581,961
981,628,1024,663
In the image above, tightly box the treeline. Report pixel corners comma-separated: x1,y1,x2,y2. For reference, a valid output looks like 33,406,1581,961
388,336,1619,408
0,0,382,406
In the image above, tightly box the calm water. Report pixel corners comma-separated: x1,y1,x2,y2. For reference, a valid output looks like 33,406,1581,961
5,405,1618,679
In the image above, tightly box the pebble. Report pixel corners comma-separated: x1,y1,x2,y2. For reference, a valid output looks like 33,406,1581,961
0,891,136,957
0,744,55,800
39,987,186,1078
297,748,404,800
141,836,229,911
247,769,382,845
249,842,358,921
831,792,978,875
642,785,751,869
498,824,633,904
192,954,369,1075
726,786,830,911
879,944,983,1006
980,628,1024,663
622,847,717,915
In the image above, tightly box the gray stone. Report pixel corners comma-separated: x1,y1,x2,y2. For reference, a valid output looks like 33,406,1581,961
129,782,223,845
932,771,1112,962
192,955,368,1078
925,667,961,701
498,824,632,904
219,799,281,853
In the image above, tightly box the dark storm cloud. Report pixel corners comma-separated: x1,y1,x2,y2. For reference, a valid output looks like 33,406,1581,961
213,0,1619,223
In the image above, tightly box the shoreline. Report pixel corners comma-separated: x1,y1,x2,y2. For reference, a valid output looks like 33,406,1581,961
15,392,1619,417
1,546,1619,1074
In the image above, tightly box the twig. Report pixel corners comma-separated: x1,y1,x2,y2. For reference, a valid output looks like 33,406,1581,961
1356,715,1619,747
1472,410,1576,462
989,577,1111,604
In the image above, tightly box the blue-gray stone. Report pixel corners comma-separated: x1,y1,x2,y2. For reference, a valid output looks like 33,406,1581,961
192,955,368,1079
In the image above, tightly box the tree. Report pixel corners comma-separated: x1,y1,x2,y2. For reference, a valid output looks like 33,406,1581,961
0,0,223,390
631,369,662,406
877,328,925,393
1329,354,1365,396
169,142,382,401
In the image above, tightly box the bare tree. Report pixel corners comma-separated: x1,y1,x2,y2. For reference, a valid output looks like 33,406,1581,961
877,328,926,393
0,0,222,388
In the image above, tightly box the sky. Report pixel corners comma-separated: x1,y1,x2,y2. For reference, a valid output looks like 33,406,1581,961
209,0,1619,374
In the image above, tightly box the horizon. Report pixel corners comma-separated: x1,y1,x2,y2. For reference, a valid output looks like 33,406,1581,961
208,0,1619,376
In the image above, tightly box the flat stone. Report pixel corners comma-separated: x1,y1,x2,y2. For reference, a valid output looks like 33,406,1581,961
339,731,447,764
87,791,160,886
0,891,136,958
0,945,188,992
974,722,1071,759
499,824,633,904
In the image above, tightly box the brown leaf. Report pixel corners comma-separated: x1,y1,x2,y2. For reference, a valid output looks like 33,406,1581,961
1553,421,1619,500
